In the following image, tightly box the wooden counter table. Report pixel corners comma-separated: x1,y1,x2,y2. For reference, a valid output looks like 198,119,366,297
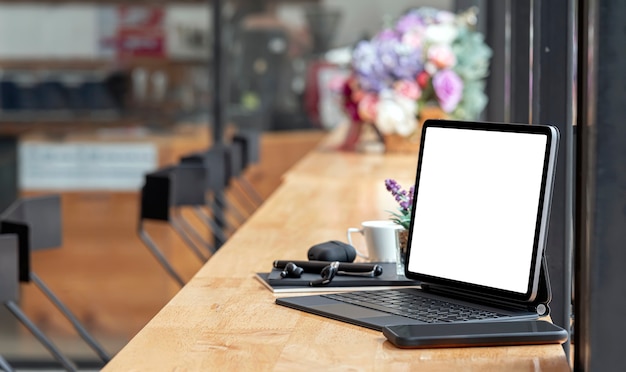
103,141,571,371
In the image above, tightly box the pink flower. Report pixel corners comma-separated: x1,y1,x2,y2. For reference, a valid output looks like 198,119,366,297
401,29,424,49
329,75,348,92
432,69,463,113
427,44,457,69
393,79,422,100
357,93,379,122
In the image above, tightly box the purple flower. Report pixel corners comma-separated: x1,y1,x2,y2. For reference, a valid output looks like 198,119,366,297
376,38,423,81
385,179,414,213
396,13,425,34
375,28,400,42
411,7,442,24
356,72,388,92
432,69,464,113
351,41,380,74
352,40,389,92
385,179,415,229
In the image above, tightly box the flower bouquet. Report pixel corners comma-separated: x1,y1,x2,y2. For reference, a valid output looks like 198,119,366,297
338,7,492,151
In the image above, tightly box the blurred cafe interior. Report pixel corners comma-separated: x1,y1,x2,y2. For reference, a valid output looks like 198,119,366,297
0,0,624,370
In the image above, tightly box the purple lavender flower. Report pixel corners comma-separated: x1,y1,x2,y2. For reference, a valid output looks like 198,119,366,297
385,178,401,193
432,69,464,113
385,179,414,213
385,179,415,229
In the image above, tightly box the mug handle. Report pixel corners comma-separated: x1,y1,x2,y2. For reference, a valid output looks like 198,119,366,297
347,227,369,259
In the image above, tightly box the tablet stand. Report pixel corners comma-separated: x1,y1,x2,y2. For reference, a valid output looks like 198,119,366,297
424,255,553,316
534,255,553,316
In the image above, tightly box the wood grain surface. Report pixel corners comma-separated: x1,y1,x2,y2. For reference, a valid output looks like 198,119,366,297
102,136,570,371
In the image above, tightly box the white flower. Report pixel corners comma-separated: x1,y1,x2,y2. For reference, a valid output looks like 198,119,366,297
425,24,458,45
375,90,418,136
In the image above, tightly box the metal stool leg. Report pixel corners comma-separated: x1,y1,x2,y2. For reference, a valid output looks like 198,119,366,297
170,217,210,262
192,206,229,246
215,192,249,224
1,195,108,368
228,180,260,214
172,209,217,255
138,222,185,287
236,175,264,207
203,198,240,233
30,272,111,363
5,301,78,372
0,355,14,372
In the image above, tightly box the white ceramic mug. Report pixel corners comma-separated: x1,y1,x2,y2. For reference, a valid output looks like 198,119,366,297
346,220,403,262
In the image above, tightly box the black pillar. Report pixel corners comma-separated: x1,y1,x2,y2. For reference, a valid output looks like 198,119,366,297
530,0,575,358
212,0,224,145
0,137,18,213
575,0,626,370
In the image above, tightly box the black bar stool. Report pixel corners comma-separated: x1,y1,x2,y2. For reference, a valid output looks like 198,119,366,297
180,130,264,239
0,194,111,366
0,233,77,371
231,129,264,209
169,163,222,255
180,145,240,241
223,138,259,216
138,163,218,287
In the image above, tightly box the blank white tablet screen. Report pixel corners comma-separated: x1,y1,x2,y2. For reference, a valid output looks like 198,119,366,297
407,127,547,294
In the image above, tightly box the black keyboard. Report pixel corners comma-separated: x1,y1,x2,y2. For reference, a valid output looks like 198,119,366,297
322,290,505,323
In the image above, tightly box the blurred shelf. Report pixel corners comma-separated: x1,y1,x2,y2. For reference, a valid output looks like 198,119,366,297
0,112,144,135
0,109,121,122
0,0,208,4
0,58,209,71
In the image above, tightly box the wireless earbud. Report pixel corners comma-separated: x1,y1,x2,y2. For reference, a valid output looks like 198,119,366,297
309,261,340,286
280,262,304,278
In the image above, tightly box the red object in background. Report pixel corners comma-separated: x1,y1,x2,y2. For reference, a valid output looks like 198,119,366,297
304,60,332,128
107,6,166,59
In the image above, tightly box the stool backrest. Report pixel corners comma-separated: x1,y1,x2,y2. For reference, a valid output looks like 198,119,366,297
1,195,62,251
171,164,207,207
1,195,62,282
233,130,260,166
0,234,19,302
140,166,173,221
